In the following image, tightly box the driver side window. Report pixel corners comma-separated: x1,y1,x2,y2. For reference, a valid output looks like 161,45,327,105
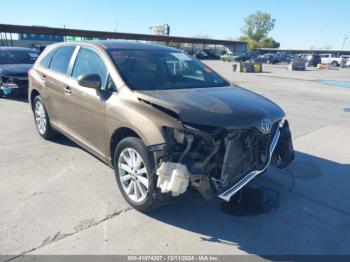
72,47,107,88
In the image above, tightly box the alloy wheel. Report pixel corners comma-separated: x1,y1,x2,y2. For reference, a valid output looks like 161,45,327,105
34,101,47,135
118,148,149,203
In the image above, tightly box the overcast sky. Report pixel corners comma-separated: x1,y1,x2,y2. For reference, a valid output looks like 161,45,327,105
1,0,349,49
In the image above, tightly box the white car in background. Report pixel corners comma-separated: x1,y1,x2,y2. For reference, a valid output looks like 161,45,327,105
346,58,350,68
320,53,349,67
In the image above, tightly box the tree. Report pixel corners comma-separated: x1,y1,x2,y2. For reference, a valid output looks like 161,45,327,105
242,11,276,42
240,11,279,50
239,35,261,50
260,37,280,48
239,35,280,50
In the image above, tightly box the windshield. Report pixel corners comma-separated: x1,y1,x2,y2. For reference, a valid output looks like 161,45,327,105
108,49,229,90
0,50,38,65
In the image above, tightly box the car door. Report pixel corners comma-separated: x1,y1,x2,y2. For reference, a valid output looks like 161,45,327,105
61,46,108,159
40,46,76,126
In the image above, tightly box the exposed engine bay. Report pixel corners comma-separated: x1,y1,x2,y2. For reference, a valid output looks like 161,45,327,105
152,119,295,202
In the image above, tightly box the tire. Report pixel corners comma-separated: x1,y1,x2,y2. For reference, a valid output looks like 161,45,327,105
331,61,339,67
0,89,3,98
33,96,58,139
113,137,164,212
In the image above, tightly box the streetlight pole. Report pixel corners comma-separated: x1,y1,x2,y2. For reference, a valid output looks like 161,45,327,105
342,37,348,50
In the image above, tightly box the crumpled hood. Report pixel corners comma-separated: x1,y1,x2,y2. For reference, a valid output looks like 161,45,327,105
0,64,32,78
135,86,285,129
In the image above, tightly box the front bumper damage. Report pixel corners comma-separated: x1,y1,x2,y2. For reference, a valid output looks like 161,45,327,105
152,120,295,202
218,126,280,201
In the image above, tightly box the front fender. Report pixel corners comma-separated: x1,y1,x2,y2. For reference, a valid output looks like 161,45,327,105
105,92,183,158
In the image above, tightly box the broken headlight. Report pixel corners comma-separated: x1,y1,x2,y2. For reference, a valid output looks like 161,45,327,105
162,127,186,145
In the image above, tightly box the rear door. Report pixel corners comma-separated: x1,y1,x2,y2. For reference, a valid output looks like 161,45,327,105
61,46,108,158
43,45,76,126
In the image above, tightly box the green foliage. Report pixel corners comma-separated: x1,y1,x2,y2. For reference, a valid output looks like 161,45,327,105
239,35,261,49
240,11,280,50
242,11,275,42
260,37,280,48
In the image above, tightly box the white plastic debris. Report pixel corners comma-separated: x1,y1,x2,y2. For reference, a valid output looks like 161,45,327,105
156,162,191,196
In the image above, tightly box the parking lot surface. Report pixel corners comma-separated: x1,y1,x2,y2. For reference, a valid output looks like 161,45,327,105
1,62,350,258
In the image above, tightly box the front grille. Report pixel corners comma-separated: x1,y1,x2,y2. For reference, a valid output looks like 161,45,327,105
219,125,277,188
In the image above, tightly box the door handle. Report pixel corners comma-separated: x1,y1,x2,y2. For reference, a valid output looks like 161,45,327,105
41,74,46,81
64,86,72,95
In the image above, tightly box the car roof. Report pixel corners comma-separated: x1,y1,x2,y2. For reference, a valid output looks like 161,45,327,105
92,40,179,52
49,40,180,53
0,46,37,52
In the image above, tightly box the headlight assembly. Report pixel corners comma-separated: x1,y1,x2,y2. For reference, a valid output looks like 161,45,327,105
162,127,186,145
1,76,19,89
279,117,286,128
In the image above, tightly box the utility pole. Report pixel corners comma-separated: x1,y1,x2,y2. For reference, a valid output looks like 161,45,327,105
115,19,118,32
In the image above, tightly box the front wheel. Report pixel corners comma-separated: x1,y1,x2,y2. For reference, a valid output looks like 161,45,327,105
33,96,58,139
332,61,339,67
113,137,163,212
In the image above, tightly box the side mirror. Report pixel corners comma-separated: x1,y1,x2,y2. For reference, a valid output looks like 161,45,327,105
77,74,101,89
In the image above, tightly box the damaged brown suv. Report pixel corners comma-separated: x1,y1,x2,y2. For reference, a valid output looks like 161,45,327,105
29,41,294,212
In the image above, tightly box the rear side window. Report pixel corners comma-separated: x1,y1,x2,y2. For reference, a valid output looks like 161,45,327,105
49,46,76,74
40,49,56,68
72,47,107,87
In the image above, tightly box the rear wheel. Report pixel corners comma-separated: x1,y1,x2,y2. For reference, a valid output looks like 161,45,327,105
113,137,163,212
332,61,339,67
33,96,58,139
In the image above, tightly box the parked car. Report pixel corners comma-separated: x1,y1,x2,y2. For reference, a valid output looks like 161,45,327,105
220,53,238,62
33,44,49,54
257,53,279,64
234,52,258,62
339,55,350,67
194,50,219,60
345,58,350,68
276,52,293,63
319,53,347,67
245,52,258,61
339,55,350,60
183,49,195,56
0,47,39,97
29,41,294,212
296,54,321,67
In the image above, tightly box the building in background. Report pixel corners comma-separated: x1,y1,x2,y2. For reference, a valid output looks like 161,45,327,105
149,24,170,36
19,33,64,42
1,24,247,56
65,36,105,42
